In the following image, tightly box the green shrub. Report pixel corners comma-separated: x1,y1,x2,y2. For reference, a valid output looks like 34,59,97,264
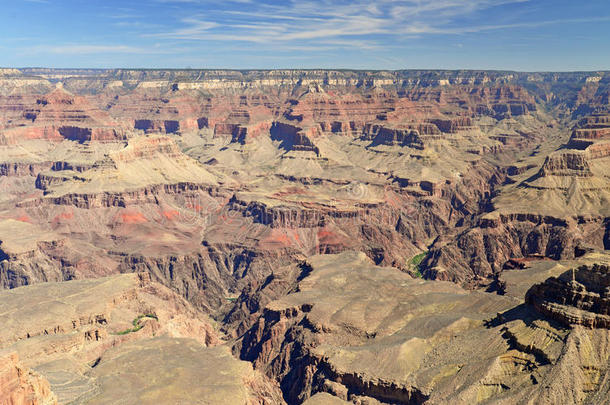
408,252,428,278
113,314,158,335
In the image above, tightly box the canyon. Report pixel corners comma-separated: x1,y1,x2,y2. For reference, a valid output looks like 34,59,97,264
0,68,608,404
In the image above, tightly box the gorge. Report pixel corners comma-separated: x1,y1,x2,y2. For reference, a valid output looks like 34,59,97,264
0,68,609,404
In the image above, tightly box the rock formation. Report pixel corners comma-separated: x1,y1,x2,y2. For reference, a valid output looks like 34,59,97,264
234,250,610,404
423,108,610,285
0,273,283,403
0,352,56,405
0,68,609,403
526,264,610,328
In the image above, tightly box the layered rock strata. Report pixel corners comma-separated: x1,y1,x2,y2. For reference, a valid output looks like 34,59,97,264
526,264,610,328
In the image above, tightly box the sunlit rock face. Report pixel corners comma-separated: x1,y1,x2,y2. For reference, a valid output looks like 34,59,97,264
0,68,609,403
527,264,610,328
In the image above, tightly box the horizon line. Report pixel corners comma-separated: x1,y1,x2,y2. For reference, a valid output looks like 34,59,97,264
4,67,610,74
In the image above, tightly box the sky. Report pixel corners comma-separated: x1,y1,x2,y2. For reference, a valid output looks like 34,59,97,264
1,0,609,71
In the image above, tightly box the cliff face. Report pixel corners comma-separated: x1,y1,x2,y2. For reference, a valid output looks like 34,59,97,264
234,251,610,404
0,68,609,403
423,108,610,286
526,264,610,328
0,274,282,404
0,352,56,405
0,69,608,299
5,68,606,90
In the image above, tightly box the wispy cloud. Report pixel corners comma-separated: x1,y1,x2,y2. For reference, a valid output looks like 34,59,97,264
144,0,610,52
399,15,610,35
143,0,535,46
6,0,609,69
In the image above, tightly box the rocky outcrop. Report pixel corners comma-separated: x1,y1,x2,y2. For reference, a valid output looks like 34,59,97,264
0,273,219,348
270,122,320,153
427,117,473,133
530,113,610,183
58,126,126,142
28,183,219,208
0,88,126,143
235,252,535,404
228,195,394,230
0,273,221,403
0,163,51,177
0,352,56,405
568,113,610,148
232,251,610,404
526,264,610,328
422,107,610,286
363,124,429,149
424,213,607,285
134,119,180,134
0,271,299,404
490,101,533,117
214,121,273,144
538,152,593,177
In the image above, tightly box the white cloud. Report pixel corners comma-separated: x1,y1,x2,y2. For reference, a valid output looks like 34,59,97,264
84,0,610,58
145,0,535,46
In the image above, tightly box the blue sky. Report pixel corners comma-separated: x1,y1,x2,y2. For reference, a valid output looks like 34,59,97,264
1,0,609,70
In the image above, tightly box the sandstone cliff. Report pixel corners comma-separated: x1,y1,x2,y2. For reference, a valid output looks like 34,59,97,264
0,352,56,405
